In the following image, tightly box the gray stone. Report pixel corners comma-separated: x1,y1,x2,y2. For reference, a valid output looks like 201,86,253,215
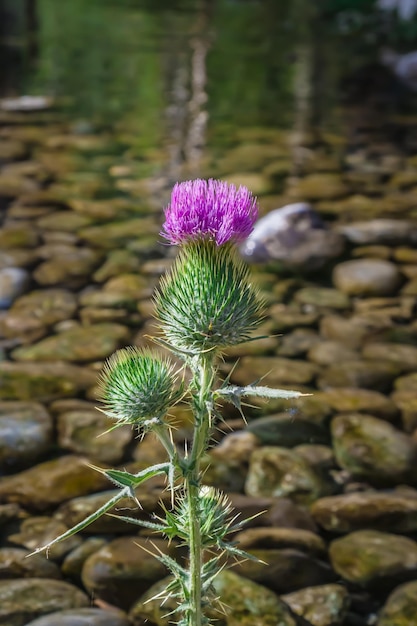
0,267,30,309
318,359,400,392
0,578,88,626
24,608,131,626
337,219,417,245
329,530,417,586
0,401,53,470
246,446,325,504
333,259,403,296
312,491,417,533
246,413,329,447
82,536,172,610
0,547,61,579
240,203,345,270
57,409,132,463
332,413,417,485
378,580,417,626
0,456,109,512
282,583,350,626
11,323,129,362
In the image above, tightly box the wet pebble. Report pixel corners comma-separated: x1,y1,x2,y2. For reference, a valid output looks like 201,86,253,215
0,578,89,626
24,608,131,626
0,401,53,470
0,267,30,309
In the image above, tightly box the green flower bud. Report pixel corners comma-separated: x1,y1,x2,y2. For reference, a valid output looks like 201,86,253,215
97,347,178,428
155,240,263,354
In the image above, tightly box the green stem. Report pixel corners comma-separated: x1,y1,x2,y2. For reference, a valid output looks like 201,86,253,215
186,354,215,626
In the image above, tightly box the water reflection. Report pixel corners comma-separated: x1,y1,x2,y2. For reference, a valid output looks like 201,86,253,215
1,0,417,176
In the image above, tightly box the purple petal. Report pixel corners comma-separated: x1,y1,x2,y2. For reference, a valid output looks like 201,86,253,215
161,179,258,245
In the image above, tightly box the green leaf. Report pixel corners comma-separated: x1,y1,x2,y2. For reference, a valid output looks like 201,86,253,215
103,463,172,489
27,487,132,557
217,384,309,403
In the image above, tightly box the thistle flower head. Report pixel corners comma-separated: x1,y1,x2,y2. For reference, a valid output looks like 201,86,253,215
162,178,258,246
155,241,263,354
97,347,178,428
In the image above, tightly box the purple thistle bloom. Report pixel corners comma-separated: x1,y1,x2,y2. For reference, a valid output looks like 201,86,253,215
162,179,259,246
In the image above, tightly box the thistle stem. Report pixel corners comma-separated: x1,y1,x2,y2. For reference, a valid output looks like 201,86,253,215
186,354,215,626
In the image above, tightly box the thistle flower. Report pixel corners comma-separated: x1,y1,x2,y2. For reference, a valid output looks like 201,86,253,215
155,241,262,354
97,347,178,428
161,178,258,246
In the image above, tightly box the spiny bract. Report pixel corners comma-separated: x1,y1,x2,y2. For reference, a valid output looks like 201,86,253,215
97,346,178,427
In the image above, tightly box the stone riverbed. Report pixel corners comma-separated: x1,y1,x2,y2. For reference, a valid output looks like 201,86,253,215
1,107,417,625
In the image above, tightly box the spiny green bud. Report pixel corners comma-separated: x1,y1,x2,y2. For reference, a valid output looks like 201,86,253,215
97,347,178,428
154,240,263,355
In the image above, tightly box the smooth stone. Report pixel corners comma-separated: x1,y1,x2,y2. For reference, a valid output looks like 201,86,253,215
0,361,97,401
395,372,417,392
36,211,92,231
377,580,417,626
81,536,172,610
246,446,325,504
57,409,132,463
79,306,132,325
317,360,400,392
294,444,335,473
0,455,109,512
332,413,417,485
24,608,131,626
0,174,39,197
0,578,89,626
281,583,350,626
0,547,61,579
233,547,335,594
268,304,319,331
329,530,417,586
287,173,349,200
61,538,107,580
248,495,318,532
316,388,399,421
130,570,299,626
240,202,345,270
333,259,403,296
294,287,350,310
363,342,417,373
391,389,417,432
0,288,77,342
230,356,319,387
218,142,287,172
0,224,39,249
0,139,28,161
311,491,417,533
0,401,53,470
0,248,38,269
78,218,159,248
337,219,417,245
33,247,102,286
320,313,391,349
11,323,129,362
0,267,30,309
308,341,358,366
246,413,329,447
9,516,82,560
234,526,326,555
276,328,320,357
93,250,142,282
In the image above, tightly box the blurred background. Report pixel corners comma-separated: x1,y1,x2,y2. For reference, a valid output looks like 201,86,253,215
3,4,417,624
2,0,417,183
